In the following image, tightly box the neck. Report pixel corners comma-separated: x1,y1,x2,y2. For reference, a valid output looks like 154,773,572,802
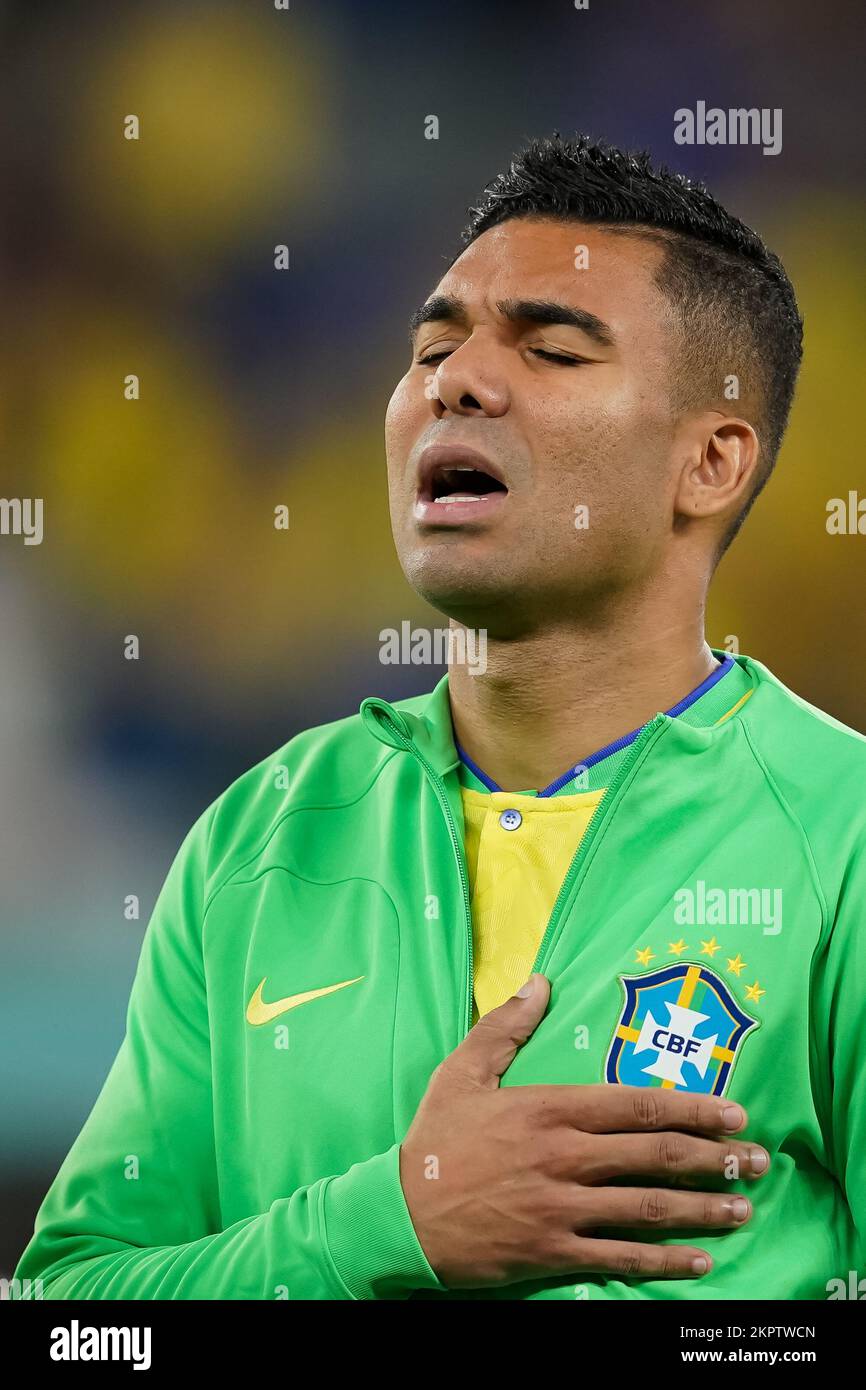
447,591,716,793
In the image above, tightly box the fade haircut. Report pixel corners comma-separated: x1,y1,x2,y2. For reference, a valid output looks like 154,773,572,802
459,134,804,553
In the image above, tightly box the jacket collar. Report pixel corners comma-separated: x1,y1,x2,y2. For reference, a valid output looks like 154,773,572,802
360,652,767,780
360,674,460,778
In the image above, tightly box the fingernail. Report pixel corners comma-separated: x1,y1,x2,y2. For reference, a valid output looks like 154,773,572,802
722,1104,745,1131
692,1256,709,1274
516,976,535,998
727,1197,750,1223
750,1148,769,1174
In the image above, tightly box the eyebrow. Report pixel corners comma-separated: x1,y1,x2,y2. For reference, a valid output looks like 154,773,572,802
407,295,616,350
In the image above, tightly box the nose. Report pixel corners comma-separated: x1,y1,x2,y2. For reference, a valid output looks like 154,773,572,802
429,339,510,419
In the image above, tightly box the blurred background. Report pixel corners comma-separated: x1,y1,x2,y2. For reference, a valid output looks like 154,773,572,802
1,0,864,1278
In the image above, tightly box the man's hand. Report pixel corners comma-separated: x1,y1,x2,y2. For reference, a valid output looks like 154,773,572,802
399,974,769,1289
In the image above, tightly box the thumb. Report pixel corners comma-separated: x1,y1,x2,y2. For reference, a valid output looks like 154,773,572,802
445,974,551,1089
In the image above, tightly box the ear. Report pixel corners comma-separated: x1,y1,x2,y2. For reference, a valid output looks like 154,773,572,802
674,414,761,528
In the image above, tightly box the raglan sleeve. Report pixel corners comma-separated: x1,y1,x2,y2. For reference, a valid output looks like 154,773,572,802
811,833,866,1265
12,806,445,1301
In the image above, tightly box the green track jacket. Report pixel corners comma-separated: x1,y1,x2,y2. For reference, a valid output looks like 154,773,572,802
14,653,866,1300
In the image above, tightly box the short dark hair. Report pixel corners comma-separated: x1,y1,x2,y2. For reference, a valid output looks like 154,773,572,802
460,134,804,553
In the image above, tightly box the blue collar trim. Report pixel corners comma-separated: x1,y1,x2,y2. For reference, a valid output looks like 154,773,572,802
455,654,735,798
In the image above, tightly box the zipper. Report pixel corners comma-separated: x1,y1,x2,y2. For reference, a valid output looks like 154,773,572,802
528,715,668,976
380,710,669,1042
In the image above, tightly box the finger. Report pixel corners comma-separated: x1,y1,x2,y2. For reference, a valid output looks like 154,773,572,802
559,1237,713,1280
580,1132,770,1184
442,974,551,1089
576,1185,752,1231
555,1084,749,1137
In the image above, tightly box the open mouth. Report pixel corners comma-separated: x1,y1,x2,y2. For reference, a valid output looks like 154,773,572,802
413,444,510,526
427,465,509,504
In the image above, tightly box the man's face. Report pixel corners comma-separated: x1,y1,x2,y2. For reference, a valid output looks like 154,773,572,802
385,217,685,635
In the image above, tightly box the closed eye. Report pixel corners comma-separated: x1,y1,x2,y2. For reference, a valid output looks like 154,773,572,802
530,348,585,365
417,347,587,367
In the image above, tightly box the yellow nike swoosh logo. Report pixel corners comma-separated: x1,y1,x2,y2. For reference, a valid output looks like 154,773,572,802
246,975,364,1026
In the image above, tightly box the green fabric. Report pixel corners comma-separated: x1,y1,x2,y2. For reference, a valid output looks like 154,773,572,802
14,652,866,1300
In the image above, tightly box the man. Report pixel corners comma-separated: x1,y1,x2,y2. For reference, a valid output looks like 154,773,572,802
15,135,866,1301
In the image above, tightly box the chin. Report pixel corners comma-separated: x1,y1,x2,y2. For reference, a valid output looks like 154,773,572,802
400,551,542,638
402,551,509,623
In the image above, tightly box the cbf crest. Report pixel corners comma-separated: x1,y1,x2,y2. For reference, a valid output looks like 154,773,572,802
605,962,758,1096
